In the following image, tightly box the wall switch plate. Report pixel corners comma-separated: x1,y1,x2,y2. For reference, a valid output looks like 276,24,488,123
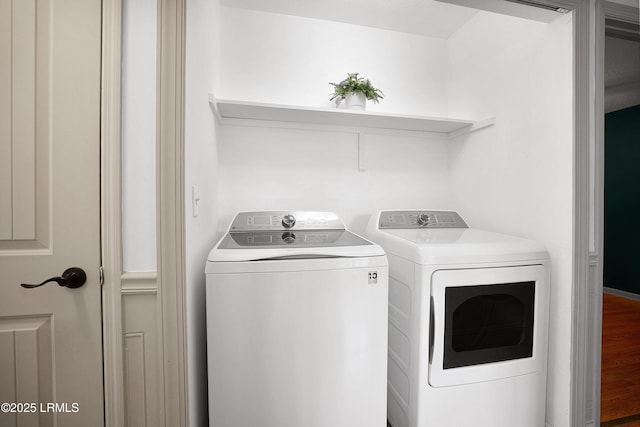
192,185,201,217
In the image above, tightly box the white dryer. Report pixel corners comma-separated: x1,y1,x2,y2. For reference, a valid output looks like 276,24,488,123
206,211,388,427
365,210,550,427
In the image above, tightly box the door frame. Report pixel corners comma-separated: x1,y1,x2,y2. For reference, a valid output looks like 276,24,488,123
101,0,188,426
101,0,124,423
593,2,640,426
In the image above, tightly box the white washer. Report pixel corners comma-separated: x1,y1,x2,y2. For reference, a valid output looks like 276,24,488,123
365,210,550,427
206,211,389,427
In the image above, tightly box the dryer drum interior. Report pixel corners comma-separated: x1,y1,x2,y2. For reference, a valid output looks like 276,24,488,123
442,281,535,369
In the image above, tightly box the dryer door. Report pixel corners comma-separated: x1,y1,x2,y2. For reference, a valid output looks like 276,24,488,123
428,265,548,387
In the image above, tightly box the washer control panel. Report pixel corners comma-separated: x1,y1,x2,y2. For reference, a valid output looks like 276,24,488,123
230,211,345,231
379,210,468,229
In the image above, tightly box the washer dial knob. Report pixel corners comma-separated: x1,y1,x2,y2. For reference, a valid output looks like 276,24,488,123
281,214,296,229
416,213,431,226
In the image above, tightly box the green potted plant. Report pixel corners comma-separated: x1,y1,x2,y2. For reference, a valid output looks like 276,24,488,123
329,72,384,111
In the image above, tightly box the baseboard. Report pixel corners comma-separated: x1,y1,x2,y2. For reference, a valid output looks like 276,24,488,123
601,413,640,426
603,286,640,301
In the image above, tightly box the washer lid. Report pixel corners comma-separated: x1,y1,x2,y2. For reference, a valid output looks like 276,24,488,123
208,211,385,262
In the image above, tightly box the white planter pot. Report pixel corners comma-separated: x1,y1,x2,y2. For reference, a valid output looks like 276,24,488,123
345,92,366,111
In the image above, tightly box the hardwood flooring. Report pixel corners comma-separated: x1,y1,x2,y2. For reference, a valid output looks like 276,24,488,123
601,293,640,425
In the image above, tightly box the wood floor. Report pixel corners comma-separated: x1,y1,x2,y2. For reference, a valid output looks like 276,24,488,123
601,293,640,426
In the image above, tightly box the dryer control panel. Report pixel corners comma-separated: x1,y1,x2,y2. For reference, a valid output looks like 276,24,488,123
379,210,468,229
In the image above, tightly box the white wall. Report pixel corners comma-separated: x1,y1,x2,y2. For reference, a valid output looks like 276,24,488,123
218,7,449,117
218,125,453,234
184,0,221,425
216,8,455,233
121,0,157,272
605,35,640,113
446,11,574,427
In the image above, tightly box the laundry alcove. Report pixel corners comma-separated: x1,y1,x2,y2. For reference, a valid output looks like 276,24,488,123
175,1,575,426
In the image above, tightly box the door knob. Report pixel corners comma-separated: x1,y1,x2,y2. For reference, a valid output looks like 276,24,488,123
21,267,87,289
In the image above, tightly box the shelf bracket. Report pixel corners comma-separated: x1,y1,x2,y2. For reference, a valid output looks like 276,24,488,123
448,116,496,139
358,132,367,171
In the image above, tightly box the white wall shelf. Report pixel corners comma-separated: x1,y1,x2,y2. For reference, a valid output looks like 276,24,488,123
208,94,494,136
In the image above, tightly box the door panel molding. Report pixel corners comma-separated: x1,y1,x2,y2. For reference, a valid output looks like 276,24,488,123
122,272,158,295
122,294,163,427
123,333,147,427
102,0,187,426
0,315,54,420
0,0,52,250
11,0,37,241
0,0,11,240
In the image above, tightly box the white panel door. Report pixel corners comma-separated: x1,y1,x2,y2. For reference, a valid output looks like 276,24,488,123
0,0,103,426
